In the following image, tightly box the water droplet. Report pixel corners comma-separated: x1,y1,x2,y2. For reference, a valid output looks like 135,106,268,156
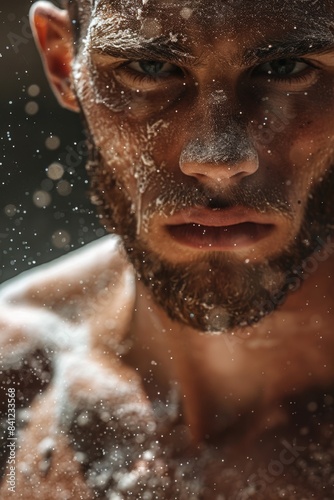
47,162,64,180
27,84,40,97
33,190,51,208
4,204,17,217
52,229,71,249
56,180,72,196
180,7,193,19
45,135,60,150
25,101,39,115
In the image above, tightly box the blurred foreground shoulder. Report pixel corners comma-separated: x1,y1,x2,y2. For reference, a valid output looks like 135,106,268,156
0,235,133,315
0,234,135,373
0,236,135,479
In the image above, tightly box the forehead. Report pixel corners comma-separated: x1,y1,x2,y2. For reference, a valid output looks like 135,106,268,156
87,0,334,52
85,1,334,65
91,0,334,27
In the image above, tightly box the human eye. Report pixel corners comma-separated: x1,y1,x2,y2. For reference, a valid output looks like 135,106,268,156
115,59,184,90
252,58,318,86
126,60,179,78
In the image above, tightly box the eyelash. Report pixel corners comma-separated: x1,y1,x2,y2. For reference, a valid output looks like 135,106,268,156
252,58,318,84
118,62,183,84
113,57,319,91
121,67,163,84
272,71,314,85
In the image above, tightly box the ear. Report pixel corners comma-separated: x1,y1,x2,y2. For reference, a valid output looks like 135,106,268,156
30,1,80,112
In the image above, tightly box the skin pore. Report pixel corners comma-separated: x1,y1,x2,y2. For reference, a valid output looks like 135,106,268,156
27,0,334,497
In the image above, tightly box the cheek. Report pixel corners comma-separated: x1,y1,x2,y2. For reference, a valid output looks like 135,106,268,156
74,57,139,172
275,128,330,214
251,89,334,188
80,100,138,197
288,113,334,194
81,81,174,204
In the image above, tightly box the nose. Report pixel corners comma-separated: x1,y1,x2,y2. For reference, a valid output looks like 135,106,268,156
180,123,259,186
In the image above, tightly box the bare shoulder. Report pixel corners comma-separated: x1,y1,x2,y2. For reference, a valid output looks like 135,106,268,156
0,235,132,312
0,235,135,354
0,237,136,482
0,235,134,378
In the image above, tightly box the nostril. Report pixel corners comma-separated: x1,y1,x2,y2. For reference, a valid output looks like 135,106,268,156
180,137,259,182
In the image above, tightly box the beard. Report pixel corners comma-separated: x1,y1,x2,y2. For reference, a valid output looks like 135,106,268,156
86,140,334,333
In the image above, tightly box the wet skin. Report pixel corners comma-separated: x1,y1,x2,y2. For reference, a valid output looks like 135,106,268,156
44,0,334,336
83,0,334,261
4,0,334,497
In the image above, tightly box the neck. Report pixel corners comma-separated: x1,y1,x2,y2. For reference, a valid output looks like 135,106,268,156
125,252,334,442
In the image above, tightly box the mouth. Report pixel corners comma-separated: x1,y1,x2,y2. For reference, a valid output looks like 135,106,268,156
165,206,275,250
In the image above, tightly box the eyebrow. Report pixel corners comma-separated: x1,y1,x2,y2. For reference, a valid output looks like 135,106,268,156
91,28,334,69
91,36,199,67
243,36,334,66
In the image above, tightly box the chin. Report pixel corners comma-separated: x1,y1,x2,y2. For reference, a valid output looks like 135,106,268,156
128,245,290,332
126,209,333,333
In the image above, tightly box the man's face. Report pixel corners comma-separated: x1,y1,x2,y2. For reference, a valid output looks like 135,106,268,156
72,0,334,331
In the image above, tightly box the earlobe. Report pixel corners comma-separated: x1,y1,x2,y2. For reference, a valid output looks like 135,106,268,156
30,1,80,112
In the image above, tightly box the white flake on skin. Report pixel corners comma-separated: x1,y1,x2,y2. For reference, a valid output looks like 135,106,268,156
74,23,175,239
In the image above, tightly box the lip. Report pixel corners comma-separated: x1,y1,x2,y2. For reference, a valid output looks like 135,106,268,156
165,206,276,250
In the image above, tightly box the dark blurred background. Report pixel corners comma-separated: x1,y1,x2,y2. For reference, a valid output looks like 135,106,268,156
0,0,104,283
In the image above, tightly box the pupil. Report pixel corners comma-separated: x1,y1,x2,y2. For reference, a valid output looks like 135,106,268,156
271,59,296,76
139,61,164,76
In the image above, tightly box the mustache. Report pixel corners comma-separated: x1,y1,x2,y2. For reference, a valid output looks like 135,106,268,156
85,135,293,222
141,177,293,221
